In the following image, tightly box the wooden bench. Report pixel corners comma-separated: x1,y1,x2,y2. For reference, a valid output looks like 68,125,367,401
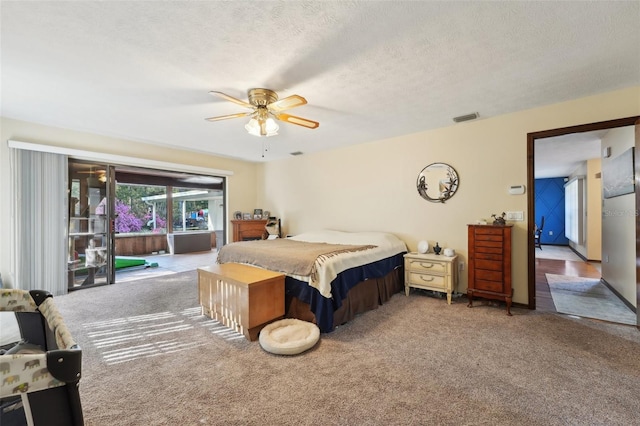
197,263,285,341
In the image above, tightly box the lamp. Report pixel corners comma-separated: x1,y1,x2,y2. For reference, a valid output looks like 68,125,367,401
245,107,279,137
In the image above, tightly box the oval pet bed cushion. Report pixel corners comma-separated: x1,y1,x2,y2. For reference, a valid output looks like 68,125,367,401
259,319,320,355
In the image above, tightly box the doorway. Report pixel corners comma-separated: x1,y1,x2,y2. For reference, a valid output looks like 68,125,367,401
67,160,226,291
527,116,640,328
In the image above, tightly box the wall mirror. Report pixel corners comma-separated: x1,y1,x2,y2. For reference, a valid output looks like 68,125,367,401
416,163,459,203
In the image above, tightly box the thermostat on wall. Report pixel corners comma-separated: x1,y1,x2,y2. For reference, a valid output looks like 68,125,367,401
508,185,525,195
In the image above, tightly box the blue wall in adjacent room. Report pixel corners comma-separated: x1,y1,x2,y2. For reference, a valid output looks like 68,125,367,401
535,177,570,246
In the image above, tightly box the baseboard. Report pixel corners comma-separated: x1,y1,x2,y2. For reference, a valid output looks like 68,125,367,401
600,278,637,313
568,246,588,262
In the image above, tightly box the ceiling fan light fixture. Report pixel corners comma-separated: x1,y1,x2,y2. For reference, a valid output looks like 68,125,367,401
245,118,261,136
245,112,279,137
264,117,279,136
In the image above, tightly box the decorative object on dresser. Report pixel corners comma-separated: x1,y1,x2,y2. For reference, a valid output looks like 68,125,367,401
491,212,506,225
416,162,459,203
433,242,442,255
467,224,513,315
417,240,429,254
404,252,458,304
231,219,268,242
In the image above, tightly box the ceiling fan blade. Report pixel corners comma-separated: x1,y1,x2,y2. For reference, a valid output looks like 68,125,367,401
209,91,253,109
268,95,307,112
274,113,319,129
205,112,251,122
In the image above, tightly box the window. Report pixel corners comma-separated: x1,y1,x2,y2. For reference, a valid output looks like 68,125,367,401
117,183,168,234
171,187,212,232
564,177,584,244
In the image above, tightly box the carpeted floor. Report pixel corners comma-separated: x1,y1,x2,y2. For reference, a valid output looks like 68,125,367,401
52,271,640,425
546,273,636,325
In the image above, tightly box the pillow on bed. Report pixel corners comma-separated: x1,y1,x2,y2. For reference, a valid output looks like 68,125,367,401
289,230,407,252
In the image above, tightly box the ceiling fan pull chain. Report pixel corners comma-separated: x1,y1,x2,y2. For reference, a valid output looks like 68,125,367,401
261,140,270,158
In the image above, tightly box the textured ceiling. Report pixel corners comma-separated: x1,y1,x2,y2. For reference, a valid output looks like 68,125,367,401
1,1,639,165
535,130,608,179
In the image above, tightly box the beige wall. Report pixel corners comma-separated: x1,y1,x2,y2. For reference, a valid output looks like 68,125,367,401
568,162,588,257
0,117,258,287
601,126,636,307
258,86,640,305
568,157,603,261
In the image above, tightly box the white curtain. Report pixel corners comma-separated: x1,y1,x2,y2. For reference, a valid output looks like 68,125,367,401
10,149,68,296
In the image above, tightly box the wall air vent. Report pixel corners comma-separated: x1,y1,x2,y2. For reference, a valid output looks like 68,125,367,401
290,151,304,156
453,112,479,123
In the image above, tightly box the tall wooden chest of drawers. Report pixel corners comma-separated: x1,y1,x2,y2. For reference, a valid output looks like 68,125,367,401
467,224,513,315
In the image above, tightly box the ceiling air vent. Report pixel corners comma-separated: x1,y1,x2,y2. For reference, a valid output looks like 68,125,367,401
453,112,479,123
290,151,304,156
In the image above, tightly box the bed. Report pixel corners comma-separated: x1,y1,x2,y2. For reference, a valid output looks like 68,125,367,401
216,230,407,332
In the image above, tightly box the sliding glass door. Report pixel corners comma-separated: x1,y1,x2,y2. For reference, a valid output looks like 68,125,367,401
67,160,226,290
67,160,114,290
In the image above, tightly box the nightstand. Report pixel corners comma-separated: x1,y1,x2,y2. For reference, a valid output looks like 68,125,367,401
404,252,458,304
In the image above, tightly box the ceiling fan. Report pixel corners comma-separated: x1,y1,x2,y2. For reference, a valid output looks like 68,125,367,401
205,88,319,137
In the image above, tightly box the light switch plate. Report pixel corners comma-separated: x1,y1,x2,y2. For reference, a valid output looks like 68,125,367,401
506,211,524,221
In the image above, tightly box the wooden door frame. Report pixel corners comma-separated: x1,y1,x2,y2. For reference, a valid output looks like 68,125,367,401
527,116,640,326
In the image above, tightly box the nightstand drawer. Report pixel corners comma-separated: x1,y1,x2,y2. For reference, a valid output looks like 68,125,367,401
405,258,448,274
407,271,446,289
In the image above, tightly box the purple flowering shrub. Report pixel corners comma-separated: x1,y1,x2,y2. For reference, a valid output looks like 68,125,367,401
114,200,144,233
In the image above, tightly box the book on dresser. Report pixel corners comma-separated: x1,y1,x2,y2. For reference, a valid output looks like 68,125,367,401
467,224,513,315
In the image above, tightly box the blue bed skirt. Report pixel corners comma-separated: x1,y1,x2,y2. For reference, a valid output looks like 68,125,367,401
284,252,406,332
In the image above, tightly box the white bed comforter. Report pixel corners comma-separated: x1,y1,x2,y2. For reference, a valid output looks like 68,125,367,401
287,230,407,298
